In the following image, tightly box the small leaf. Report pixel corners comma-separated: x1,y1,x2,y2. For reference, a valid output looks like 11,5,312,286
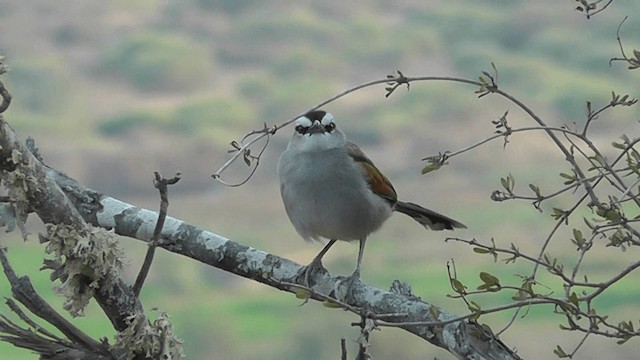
572,228,584,248
500,177,508,189
294,288,311,299
428,305,440,320
568,292,579,308
473,247,490,254
322,300,343,308
553,345,568,358
421,163,441,174
583,217,594,230
479,272,500,287
611,141,627,150
617,337,631,345
243,149,252,167
467,301,482,320
477,272,501,291
450,278,467,294
529,183,541,197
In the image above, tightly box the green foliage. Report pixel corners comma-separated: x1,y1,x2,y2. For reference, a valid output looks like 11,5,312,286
173,96,255,138
103,32,214,91
98,96,255,140
98,109,168,136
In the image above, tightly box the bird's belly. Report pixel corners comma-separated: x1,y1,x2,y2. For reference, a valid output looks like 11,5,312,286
279,147,393,241
287,173,392,241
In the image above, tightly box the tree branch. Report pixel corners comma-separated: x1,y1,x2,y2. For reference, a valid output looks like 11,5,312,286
0,117,145,334
0,247,114,359
40,160,520,359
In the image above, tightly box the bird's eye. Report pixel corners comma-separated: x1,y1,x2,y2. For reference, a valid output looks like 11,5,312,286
324,122,335,132
295,125,307,134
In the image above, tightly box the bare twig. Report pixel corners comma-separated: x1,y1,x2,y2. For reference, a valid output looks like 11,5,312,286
0,247,112,357
575,0,615,19
211,77,394,185
133,172,181,296
610,17,640,70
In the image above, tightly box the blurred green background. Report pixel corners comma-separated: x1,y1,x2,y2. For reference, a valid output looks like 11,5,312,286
1,0,639,359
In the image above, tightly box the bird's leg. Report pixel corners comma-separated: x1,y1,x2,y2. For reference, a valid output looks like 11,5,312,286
299,239,337,286
341,237,366,302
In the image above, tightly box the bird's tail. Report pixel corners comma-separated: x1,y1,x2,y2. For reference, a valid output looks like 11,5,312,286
395,201,466,231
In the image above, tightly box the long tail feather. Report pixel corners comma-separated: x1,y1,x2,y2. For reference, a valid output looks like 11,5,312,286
395,201,466,230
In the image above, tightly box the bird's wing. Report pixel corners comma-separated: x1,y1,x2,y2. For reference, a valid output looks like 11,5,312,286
345,141,398,204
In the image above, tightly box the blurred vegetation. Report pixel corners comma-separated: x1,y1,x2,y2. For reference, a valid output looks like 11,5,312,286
5,59,70,115
102,32,214,91
1,0,640,359
99,96,255,143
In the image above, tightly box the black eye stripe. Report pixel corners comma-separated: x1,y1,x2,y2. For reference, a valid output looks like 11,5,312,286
294,120,335,135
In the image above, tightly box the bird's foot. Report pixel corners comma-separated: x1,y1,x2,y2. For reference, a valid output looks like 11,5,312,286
339,270,361,303
297,257,328,287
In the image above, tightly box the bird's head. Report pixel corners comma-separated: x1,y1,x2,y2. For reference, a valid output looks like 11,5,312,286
287,110,346,152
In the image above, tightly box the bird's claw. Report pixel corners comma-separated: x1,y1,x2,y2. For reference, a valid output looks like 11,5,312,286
297,258,327,287
339,270,361,303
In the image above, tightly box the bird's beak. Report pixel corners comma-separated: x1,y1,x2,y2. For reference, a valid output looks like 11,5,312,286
306,121,326,135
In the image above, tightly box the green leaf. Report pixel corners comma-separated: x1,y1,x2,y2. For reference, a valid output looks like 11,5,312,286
428,305,441,320
477,272,501,291
322,299,343,308
583,217,594,230
479,272,500,286
529,184,541,197
421,162,441,174
294,288,311,299
572,228,584,248
473,247,490,254
553,345,568,358
500,176,509,190
617,336,632,345
612,141,627,150
451,278,467,294
568,292,579,309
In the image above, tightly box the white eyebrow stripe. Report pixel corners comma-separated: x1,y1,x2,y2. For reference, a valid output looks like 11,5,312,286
320,112,334,126
295,116,313,127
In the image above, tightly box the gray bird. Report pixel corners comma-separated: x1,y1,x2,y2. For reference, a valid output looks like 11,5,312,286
278,110,465,292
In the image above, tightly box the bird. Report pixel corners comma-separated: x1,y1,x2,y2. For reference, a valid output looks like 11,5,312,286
277,109,466,295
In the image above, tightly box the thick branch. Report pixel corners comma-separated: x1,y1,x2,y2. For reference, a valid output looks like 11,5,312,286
48,165,520,359
0,117,144,333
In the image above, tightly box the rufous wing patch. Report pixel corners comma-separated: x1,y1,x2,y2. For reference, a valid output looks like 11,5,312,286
345,141,398,204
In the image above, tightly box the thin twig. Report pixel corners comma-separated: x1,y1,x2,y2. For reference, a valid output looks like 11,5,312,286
341,338,347,360
133,172,181,296
270,278,362,313
4,298,65,341
211,77,393,184
0,247,107,351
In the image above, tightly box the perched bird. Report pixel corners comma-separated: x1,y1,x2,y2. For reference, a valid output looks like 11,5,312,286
278,109,465,292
